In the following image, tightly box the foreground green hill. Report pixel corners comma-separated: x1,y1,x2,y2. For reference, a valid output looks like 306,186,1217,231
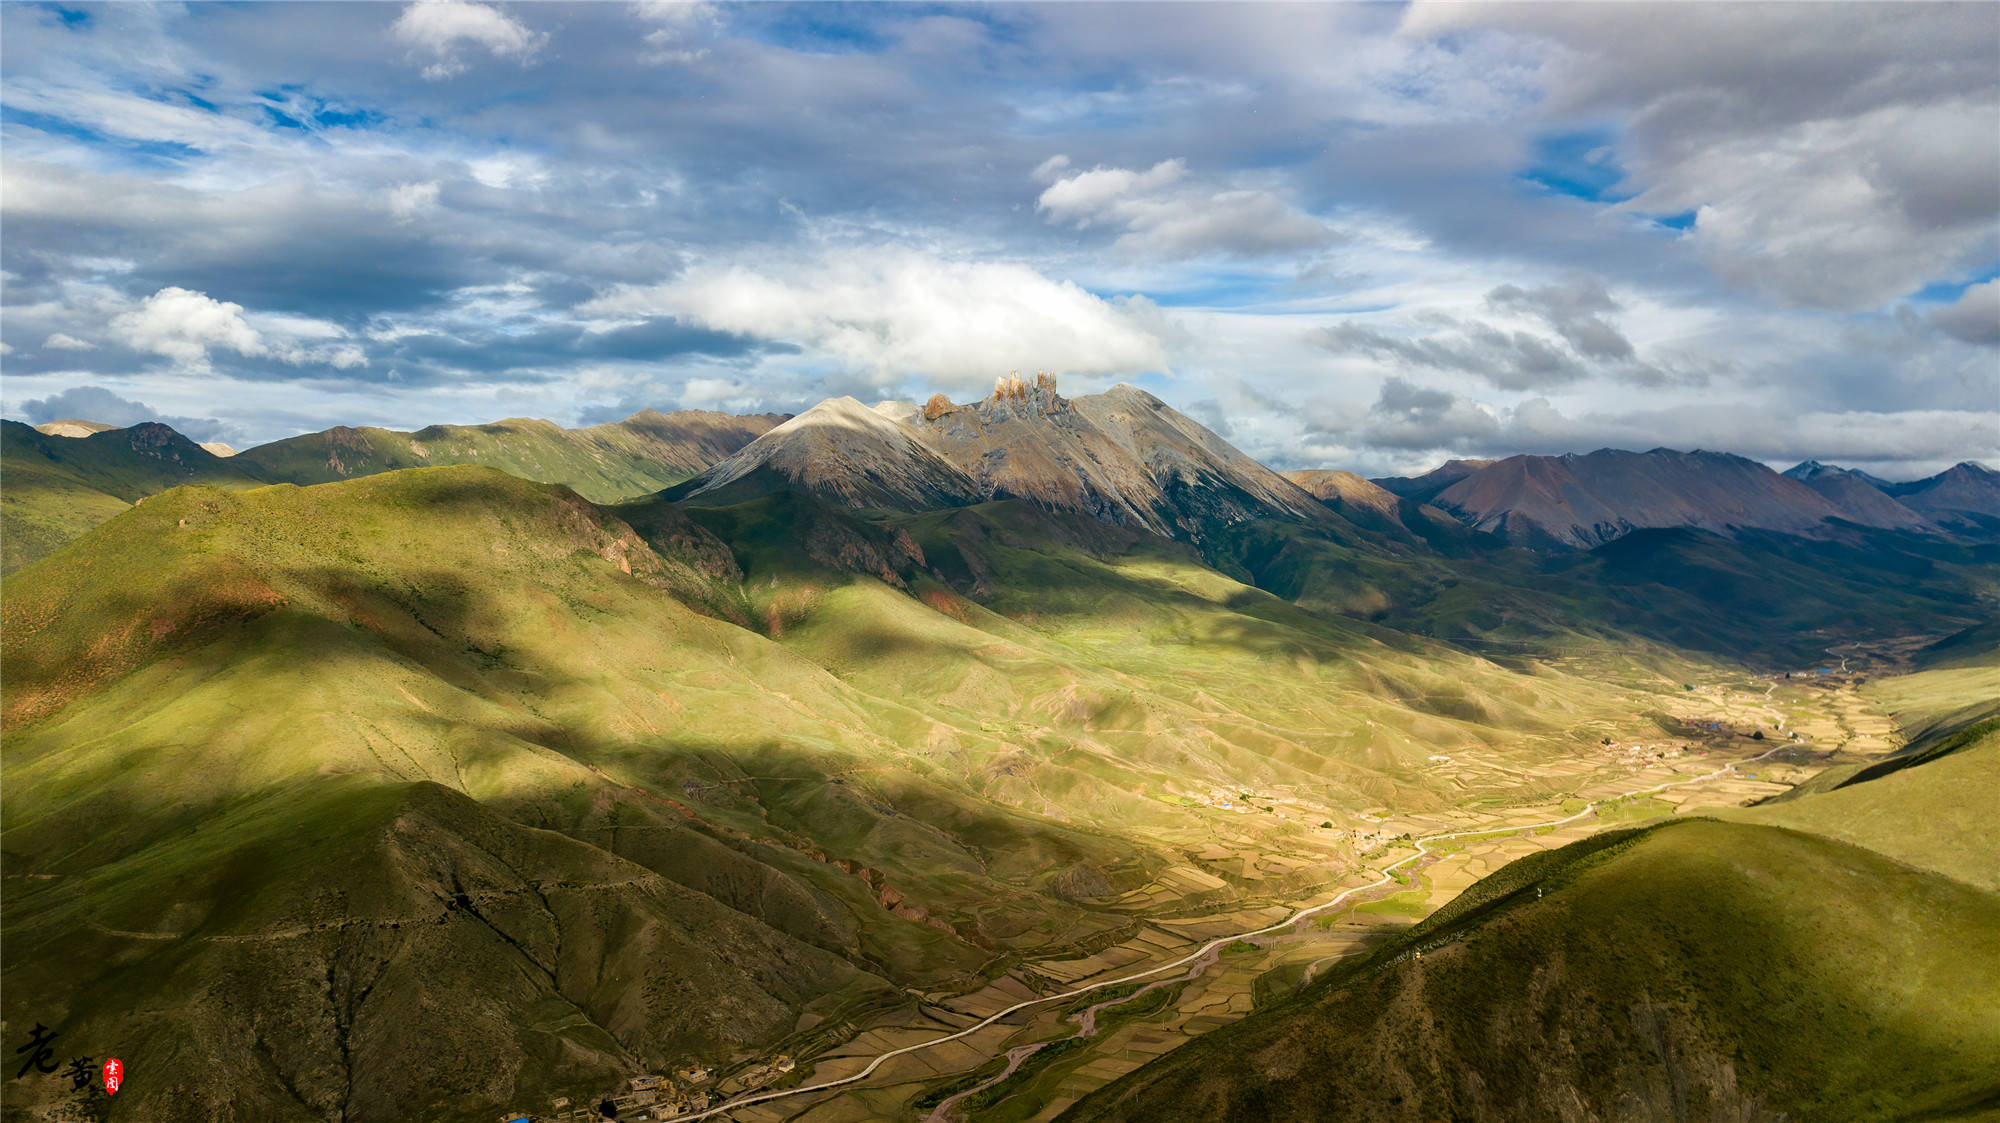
1062,695,2000,1123
1735,638,1999,889
0,470,1118,1120
1062,811,2000,1122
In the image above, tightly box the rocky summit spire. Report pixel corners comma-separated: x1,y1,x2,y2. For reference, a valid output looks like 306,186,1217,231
989,371,1062,412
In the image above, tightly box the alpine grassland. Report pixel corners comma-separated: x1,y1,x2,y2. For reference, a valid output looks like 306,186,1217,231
4,467,1738,1121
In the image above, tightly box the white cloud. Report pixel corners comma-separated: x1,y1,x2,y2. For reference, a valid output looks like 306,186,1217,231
391,0,545,80
110,287,369,373
1637,100,2000,310
466,153,549,191
633,1,717,64
583,249,1170,390
43,332,98,351
1358,377,2000,474
387,180,442,222
113,287,267,371
1036,157,1338,260
677,376,756,411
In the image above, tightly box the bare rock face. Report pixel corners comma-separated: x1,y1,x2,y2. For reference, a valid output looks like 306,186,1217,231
1286,470,1403,520
1051,863,1113,901
663,397,987,511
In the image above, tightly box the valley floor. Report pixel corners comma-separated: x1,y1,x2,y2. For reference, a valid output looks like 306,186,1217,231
630,671,1894,1123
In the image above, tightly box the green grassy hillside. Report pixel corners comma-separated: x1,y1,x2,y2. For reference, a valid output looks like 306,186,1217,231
1061,653,2000,1123
1061,817,2000,1123
4,470,1714,1121
0,420,270,573
0,470,1124,1120
0,410,782,574
233,409,782,503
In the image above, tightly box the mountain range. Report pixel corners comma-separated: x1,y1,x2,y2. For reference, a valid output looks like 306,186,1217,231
0,410,783,572
11,382,1991,572
1413,448,1947,549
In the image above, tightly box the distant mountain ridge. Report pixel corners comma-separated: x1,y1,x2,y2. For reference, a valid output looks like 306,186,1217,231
1,419,271,572
32,419,117,438
234,408,787,502
1410,448,1947,549
1371,458,1496,504
1,409,785,572
1881,461,2000,525
10,396,1992,570
1783,459,1893,490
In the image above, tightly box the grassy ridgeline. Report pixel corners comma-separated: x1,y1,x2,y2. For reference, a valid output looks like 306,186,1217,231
0,410,781,573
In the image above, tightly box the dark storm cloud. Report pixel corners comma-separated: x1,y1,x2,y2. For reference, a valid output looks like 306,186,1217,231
16,384,239,443
1486,277,1634,362
1927,282,2000,347
1315,320,1587,392
384,317,773,376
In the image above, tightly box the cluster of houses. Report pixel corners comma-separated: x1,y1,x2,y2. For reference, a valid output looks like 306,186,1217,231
725,1054,796,1095
503,1064,724,1123
1595,739,1689,767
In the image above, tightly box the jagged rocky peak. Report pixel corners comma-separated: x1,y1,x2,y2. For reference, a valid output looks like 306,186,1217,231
985,370,1065,414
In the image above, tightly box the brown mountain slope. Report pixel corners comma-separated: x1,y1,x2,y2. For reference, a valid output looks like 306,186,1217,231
1789,467,1933,529
1889,461,2000,521
1282,469,1429,537
668,377,1338,544
1429,448,1914,549
663,395,988,510
1370,459,1494,503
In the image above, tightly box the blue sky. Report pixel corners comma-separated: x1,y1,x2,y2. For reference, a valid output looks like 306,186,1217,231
1,0,1995,477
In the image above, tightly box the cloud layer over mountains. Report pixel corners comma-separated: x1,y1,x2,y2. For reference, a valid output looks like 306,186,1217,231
1,1,1993,477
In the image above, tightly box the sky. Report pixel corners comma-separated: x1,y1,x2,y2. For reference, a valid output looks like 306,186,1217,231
1,1,1995,478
